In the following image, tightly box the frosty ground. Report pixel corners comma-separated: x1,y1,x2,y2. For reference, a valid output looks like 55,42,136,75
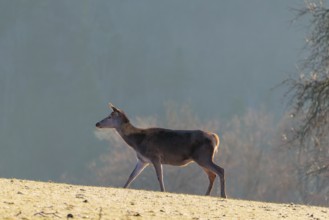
0,178,328,219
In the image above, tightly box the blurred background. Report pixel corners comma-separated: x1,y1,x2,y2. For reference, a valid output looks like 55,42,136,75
2,1,326,205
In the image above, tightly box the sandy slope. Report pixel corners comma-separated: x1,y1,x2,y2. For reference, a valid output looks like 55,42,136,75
0,178,328,220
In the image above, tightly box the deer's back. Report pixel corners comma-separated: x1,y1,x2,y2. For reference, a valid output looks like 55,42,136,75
138,128,216,165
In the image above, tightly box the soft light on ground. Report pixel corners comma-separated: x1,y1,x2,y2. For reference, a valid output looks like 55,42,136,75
0,178,328,219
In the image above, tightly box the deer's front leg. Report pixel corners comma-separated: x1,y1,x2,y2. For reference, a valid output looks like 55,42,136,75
152,161,165,192
123,160,148,188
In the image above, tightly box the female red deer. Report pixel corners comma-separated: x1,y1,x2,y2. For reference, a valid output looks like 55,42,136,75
95,103,226,198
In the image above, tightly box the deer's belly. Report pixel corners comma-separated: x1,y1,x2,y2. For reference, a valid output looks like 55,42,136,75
162,158,194,166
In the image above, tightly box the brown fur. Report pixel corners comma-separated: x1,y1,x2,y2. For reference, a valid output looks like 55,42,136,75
96,104,226,198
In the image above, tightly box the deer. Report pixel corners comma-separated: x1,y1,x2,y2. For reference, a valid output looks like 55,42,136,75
95,103,226,198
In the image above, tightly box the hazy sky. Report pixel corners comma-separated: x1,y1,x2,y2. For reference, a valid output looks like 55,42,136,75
0,0,305,181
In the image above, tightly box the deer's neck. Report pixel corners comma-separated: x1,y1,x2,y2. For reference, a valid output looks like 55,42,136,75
116,122,139,135
116,122,144,148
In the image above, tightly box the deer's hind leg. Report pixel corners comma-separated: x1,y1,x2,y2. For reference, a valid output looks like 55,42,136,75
193,144,226,198
202,168,216,196
205,162,226,198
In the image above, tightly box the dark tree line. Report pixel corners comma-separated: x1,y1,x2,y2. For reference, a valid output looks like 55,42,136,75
284,0,329,175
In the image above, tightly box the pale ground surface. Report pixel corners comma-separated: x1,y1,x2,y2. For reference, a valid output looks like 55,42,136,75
0,178,328,220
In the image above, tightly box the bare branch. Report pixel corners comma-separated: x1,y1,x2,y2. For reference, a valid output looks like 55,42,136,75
283,0,329,176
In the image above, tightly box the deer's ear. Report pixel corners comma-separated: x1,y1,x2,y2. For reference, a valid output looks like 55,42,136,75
108,103,121,112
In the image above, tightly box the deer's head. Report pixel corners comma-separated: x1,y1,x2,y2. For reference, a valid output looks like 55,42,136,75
95,103,129,129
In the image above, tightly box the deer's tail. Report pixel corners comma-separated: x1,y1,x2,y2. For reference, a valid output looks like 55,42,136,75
210,133,220,154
